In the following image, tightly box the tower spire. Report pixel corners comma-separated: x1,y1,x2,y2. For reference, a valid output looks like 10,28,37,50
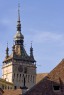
14,1,24,45
18,1,20,22
17,1,21,32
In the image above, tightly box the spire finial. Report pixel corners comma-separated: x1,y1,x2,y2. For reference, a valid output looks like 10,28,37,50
31,41,33,49
18,0,20,21
30,41,33,57
17,0,21,32
31,41,32,47
7,42,8,47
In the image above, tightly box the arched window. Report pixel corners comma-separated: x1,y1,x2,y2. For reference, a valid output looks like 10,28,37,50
14,86,17,89
31,75,32,82
5,86,7,89
33,76,34,83
17,74,18,78
14,73,15,78
28,75,30,82
8,86,9,89
20,74,21,77
2,85,4,89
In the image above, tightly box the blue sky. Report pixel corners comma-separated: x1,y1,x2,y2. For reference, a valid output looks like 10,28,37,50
0,0,64,76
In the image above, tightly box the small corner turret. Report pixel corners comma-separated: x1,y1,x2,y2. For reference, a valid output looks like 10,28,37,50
30,42,36,63
30,42,33,57
6,43,9,58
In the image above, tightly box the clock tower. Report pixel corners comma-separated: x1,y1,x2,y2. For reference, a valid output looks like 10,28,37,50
2,3,36,89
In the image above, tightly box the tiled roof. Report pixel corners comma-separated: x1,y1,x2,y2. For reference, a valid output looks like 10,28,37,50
0,78,13,85
36,73,48,84
48,59,64,83
24,59,64,95
3,89,22,95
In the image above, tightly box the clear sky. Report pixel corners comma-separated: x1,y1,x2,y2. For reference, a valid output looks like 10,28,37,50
0,0,64,76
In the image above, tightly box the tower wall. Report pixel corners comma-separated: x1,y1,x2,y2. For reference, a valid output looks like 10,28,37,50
2,62,13,82
2,60,36,89
12,61,36,89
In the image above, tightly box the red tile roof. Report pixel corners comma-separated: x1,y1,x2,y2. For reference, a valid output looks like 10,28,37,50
36,73,48,84
3,89,22,95
24,59,64,95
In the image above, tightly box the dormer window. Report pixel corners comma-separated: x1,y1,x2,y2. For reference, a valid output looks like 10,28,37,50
53,85,60,92
53,85,60,90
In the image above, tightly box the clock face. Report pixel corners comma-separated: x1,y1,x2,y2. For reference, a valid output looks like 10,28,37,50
18,65,23,72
